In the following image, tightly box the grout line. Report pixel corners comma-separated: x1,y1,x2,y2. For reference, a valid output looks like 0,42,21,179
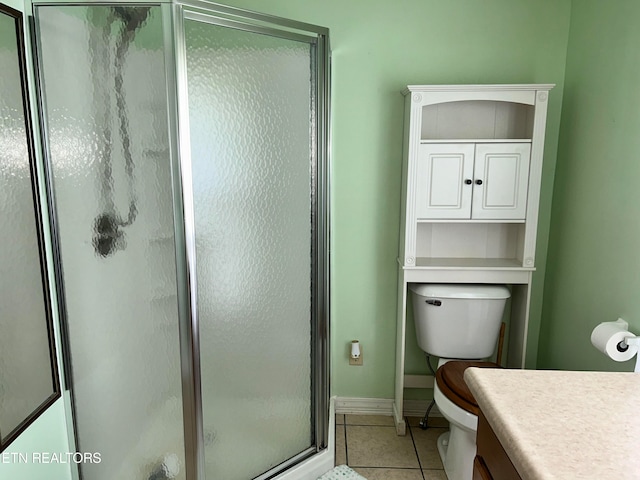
344,424,397,427
342,417,397,427
407,418,427,480
343,422,349,466
348,467,423,469
349,466,424,471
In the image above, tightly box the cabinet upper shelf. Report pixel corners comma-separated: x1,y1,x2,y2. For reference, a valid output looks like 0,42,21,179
421,100,534,141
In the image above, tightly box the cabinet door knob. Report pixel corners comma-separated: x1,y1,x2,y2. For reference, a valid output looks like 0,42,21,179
464,179,472,185
475,179,483,185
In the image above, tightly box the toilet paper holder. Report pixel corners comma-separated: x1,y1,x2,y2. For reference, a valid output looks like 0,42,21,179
620,336,640,373
619,336,640,352
591,318,640,373
618,336,640,352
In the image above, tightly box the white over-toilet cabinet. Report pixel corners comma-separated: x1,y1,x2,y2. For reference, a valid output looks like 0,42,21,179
393,85,553,435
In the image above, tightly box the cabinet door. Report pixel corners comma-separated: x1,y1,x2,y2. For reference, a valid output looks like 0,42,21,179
416,143,475,219
472,143,531,220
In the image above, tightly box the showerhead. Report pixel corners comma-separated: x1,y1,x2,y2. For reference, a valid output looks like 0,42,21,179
112,6,151,32
93,213,125,257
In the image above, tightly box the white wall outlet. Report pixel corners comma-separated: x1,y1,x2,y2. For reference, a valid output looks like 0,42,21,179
349,345,363,366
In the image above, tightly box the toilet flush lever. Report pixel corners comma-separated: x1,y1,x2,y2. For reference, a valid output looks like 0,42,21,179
425,299,442,306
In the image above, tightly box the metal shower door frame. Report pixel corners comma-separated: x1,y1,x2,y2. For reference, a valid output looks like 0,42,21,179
169,1,330,479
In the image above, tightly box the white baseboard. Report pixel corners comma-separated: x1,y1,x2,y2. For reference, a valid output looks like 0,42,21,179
334,397,394,415
334,397,442,418
403,399,440,417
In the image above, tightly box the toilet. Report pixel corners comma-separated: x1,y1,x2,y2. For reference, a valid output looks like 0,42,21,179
409,284,510,480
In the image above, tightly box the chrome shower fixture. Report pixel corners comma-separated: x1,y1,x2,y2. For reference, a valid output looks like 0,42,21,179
92,6,151,257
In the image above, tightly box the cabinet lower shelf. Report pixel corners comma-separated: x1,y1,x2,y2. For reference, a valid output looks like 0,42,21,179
401,258,533,284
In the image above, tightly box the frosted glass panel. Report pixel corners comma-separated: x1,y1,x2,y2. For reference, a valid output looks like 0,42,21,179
36,6,185,479
184,20,313,480
0,9,57,444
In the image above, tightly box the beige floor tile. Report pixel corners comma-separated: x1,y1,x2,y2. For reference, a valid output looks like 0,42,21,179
352,467,423,480
411,427,446,469
422,469,448,480
411,428,447,469
345,414,395,426
346,426,419,469
406,416,449,428
335,425,346,466
336,414,345,425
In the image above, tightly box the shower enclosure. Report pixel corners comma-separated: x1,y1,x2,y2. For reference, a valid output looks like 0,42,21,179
32,1,329,479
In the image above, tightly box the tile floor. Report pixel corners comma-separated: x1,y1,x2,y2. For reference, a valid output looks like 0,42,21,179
335,414,449,480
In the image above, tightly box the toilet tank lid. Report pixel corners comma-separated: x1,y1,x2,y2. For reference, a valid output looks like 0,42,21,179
409,284,511,299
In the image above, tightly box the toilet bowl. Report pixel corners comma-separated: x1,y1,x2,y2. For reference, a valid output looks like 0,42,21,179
433,359,500,480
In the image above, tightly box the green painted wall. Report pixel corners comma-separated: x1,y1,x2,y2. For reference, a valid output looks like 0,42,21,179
221,0,571,398
538,0,640,372
3,0,21,11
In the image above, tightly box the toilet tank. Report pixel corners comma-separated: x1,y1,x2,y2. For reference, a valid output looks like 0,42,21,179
409,284,510,359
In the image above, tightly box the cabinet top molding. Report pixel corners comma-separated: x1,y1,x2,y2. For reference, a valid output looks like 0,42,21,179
402,84,555,95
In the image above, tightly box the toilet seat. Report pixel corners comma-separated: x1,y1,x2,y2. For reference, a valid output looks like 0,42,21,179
435,361,501,416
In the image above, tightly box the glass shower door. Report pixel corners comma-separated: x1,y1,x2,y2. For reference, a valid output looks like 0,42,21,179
35,5,187,479
34,1,328,478
177,7,328,480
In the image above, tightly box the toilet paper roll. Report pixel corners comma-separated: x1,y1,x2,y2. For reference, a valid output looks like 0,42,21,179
591,319,638,362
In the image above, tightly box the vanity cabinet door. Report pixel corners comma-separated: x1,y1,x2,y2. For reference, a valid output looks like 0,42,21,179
416,143,474,219
476,410,522,480
472,143,531,220
473,457,494,480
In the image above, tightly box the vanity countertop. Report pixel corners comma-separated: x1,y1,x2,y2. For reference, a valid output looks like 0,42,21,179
464,368,640,479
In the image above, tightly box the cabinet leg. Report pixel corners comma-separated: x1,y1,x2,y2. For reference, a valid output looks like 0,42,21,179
393,402,407,436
